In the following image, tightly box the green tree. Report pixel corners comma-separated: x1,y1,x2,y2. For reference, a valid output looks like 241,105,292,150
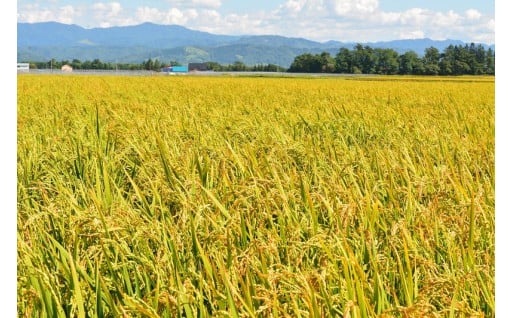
452,45,471,75
374,48,399,75
231,61,247,71
352,44,376,74
439,45,455,75
335,48,353,73
422,47,440,75
91,58,104,69
423,46,440,65
206,61,222,71
399,51,423,75
143,58,154,71
439,59,452,75
423,63,440,75
288,53,322,73
48,58,59,70
71,59,82,70
469,43,486,74
319,52,335,73
485,48,495,75
82,60,92,69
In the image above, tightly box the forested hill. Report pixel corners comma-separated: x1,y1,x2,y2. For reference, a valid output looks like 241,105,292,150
17,22,494,67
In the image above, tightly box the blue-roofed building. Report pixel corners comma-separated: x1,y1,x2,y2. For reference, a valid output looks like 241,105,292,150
161,65,188,73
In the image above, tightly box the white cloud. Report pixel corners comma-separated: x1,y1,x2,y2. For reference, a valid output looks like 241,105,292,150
18,4,54,23
165,0,222,9
92,2,127,26
398,8,430,26
465,9,482,20
57,5,80,24
185,9,200,20
135,6,161,22
135,7,199,25
202,9,222,20
278,0,381,18
165,8,186,25
191,0,221,8
280,0,305,14
17,4,82,24
277,0,326,18
331,0,379,16
399,30,425,40
189,11,277,36
433,10,461,27
280,0,306,14
376,11,401,24
92,2,122,18
16,1,495,44
488,18,495,31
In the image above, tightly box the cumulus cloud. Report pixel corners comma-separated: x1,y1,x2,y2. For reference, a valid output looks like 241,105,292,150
16,1,495,44
17,4,54,23
135,7,198,25
487,18,495,31
277,0,326,19
188,10,279,36
280,0,305,14
191,0,221,8
433,10,462,27
57,5,80,24
465,9,482,20
278,0,380,18
331,0,379,16
92,2,122,19
376,11,401,24
165,0,221,9
398,8,430,26
17,4,81,24
399,30,425,40
91,2,134,27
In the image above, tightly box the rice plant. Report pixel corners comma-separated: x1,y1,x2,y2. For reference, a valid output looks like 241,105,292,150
18,74,494,317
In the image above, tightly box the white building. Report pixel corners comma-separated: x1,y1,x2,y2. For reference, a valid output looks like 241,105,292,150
17,63,29,72
61,64,73,72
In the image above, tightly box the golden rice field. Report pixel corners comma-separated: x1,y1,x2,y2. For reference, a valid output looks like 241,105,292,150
17,74,495,317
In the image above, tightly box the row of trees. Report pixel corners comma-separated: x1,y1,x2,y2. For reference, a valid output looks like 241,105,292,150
31,59,147,71
26,43,494,75
142,59,287,72
204,61,287,72
28,58,287,73
31,58,183,71
289,43,495,75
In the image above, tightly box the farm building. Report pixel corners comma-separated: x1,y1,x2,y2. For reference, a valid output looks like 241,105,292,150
17,63,29,72
161,65,189,73
188,63,208,72
61,64,73,72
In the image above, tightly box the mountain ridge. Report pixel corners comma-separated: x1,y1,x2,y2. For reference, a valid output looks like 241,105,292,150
17,22,495,67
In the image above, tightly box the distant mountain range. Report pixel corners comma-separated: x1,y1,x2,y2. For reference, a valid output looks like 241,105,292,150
17,22,495,67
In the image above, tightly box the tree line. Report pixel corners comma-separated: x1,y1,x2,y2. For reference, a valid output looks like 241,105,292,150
289,43,494,75
30,58,147,71
29,58,182,71
25,42,494,75
204,61,287,72
27,58,286,73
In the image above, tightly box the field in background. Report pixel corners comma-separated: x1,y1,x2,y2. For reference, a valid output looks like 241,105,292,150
17,75,495,317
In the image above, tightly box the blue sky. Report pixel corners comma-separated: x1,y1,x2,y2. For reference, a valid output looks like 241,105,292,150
16,0,495,44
